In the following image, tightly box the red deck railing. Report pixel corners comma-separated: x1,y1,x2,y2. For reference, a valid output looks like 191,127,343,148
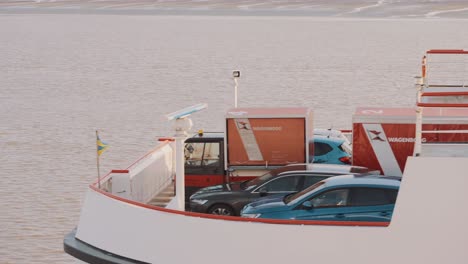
89,183,390,227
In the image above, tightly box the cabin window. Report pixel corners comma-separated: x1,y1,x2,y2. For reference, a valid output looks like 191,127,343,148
185,142,221,167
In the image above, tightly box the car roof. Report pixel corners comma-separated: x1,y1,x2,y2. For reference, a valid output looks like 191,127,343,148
313,128,345,138
282,163,369,175
313,129,351,144
312,135,345,144
322,174,401,188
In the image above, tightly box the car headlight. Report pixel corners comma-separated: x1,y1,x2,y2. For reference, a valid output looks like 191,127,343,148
190,199,208,205
241,213,261,218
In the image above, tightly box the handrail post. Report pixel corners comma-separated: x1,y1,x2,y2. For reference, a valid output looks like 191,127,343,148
414,76,424,157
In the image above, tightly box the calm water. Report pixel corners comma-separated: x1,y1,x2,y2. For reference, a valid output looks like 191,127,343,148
1,14,468,263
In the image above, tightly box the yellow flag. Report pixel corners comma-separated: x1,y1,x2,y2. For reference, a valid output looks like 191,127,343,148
96,134,109,157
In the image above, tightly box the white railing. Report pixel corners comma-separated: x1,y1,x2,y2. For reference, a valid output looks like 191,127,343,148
414,50,468,157
106,141,175,203
423,49,468,88
129,143,175,203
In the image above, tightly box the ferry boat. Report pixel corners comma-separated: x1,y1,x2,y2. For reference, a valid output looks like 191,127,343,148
63,50,468,264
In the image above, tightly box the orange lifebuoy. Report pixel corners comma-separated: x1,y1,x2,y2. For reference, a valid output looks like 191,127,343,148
422,55,427,78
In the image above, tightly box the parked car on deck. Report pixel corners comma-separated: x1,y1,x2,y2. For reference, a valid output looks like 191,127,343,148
313,128,352,145
241,175,400,222
311,135,352,165
189,164,372,216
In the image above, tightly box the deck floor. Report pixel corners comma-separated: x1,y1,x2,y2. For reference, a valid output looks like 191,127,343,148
147,183,175,207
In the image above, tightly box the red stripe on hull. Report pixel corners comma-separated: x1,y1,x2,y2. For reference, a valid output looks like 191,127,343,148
89,185,390,227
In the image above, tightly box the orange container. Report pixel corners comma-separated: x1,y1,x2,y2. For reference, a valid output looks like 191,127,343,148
225,107,313,167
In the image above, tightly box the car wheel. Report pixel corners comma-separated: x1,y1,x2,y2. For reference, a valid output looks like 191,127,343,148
208,204,234,216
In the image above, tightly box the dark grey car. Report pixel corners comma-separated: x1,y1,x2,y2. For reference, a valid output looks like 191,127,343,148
189,164,372,216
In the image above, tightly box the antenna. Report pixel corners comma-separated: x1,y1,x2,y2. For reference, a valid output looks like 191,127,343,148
164,103,208,211
165,103,208,121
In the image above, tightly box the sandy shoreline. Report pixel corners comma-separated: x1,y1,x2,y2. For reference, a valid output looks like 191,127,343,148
1,0,468,18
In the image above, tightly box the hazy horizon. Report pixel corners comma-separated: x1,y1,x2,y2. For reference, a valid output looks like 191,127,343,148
1,0,468,18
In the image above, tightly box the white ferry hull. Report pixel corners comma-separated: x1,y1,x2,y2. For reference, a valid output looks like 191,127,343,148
65,156,468,264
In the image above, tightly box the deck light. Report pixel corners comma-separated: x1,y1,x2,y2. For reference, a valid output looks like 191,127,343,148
233,70,240,108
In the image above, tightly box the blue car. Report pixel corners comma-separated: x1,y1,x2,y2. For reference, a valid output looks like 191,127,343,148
311,135,352,165
241,175,400,222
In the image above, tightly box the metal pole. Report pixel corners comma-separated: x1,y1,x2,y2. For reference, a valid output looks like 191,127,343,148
175,135,185,210
165,103,205,210
414,107,422,157
234,77,238,108
233,71,240,108
414,77,424,157
173,117,192,211
96,130,101,189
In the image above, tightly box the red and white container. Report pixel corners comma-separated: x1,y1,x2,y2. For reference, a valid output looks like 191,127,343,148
352,107,468,176
225,107,313,167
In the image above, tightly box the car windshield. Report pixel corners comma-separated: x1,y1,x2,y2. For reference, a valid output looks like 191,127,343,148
284,181,325,204
240,173,275,190
240,165,306,190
